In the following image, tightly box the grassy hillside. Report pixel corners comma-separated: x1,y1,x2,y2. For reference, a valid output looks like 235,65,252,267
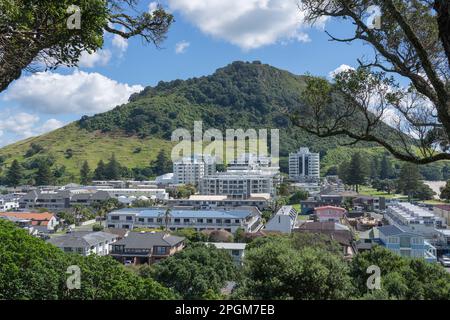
0,61,404,182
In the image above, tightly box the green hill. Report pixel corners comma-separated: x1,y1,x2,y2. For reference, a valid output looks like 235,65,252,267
0,61,387,182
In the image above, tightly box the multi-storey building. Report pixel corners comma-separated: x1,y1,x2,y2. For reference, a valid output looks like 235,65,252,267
385,202,445,238
168,194,271,210
199,169,278,199
173,154,216,185
106,207,262,233
47,231,118,256
289,147,320,182
0,194,21,211
264,205,298,234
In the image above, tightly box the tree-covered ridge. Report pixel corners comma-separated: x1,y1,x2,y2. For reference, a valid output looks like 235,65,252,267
77,61,352,156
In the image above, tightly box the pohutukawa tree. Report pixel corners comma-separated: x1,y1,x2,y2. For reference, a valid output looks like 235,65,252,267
0,0,173,92
294,0,450,164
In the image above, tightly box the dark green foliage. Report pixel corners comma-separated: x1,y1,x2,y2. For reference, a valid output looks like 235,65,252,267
105,154,121,180
80,160,92,185
169,184,196,199
24,143,44,158
350,246,450,300
35,161,54,186
93,160,107,180
5,159,23,187
289,190,309,204
379,153,394,180
0,220,175,300
150,243,237,299
235,234,353,299
440,180,450,200
151,149,172,176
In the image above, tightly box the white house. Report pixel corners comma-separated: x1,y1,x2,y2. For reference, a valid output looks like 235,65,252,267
207,242,247,266
264,206,298,234
47,231,118,256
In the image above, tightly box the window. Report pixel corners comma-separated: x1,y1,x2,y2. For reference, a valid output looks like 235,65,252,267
207,219,213,224
183,219,190,223
216,219,222,224
388,237,399,244
174,218,181,223
155,247,167,255
225,219,231,224
138,218,145,222
147,218,154,223
197,219,204,223
111,216,119,220
126,216,133,221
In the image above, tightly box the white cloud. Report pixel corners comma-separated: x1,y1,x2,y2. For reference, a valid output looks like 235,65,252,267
0,112,40,139
112,34,128,55
149,2,159,14
4,71,144,115
78,49,112,68
328,64,355,79
168,0,322,50
38,119,65,134
175,40,190,54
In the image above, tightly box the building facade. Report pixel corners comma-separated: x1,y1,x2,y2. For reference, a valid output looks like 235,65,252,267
173,155,216,185
289,147,320,182
265,205,298,234
106,207,262,233
47,231,118,256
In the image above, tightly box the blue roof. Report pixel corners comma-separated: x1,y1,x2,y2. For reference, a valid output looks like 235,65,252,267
377,225,421,237
110,208,252,219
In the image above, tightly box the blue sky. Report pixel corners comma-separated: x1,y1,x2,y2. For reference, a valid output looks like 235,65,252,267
0,0,373,147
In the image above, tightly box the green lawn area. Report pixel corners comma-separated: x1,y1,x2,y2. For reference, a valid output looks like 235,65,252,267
358,186,405,199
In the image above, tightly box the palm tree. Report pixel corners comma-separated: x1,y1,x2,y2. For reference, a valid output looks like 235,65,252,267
158,208,172,232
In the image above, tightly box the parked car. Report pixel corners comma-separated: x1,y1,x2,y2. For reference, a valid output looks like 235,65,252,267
439,255,450,267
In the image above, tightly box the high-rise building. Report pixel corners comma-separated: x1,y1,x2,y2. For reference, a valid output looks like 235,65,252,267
173,154,216,185
289,147,320,182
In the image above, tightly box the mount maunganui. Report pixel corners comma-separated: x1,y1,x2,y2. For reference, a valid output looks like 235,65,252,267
0,61,383,179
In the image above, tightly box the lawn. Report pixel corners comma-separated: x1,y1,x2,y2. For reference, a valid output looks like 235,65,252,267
358,186,405,199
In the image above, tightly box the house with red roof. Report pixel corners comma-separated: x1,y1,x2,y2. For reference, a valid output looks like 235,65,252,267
0,212,58,231
314,206,346,223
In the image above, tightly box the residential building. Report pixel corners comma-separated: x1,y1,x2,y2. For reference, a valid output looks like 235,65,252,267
207,242,247,266
199,169,278,199
0,212,58,231
385,202,445,238
433,204,450,226
106,207,262,233
110,232,185,264
376,225,436,262
264,205,298,234
289,147,320,182
0,194,21,211
352,196,386,211
173,154,216,185
168,193,271,210
47,231,118,256
97,188,169,201
314,206,346,223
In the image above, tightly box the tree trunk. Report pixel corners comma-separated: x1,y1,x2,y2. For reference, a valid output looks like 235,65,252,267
435,0,450,67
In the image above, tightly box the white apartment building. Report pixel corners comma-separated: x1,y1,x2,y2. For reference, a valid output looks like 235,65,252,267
264,205,298,234
97,188,169,201
173,155,216,185
385,202,446,238
47,231,118,256
106,207,262,233
289,147,320,182
0,194,21,211
199,169,279,199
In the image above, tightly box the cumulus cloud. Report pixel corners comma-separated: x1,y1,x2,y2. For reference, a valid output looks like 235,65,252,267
175,40,190,54
37,119,65,134
78,49,112,68
4,71,144,115
168,0,322,50
112,33,129,55
149,1,159,14
328,64,355,79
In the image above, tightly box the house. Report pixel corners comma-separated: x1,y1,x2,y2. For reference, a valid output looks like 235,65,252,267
295,221,356,257
314,206,346,223
0,212,58,231
110,232,185,264
0,194,21,211
264,205,298,234
373,225,437,262
352,196,386,211
106,207,262,233
207,242,247,266
47,231,118,256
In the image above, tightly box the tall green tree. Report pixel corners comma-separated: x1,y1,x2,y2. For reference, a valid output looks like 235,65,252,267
397,163,422,200
347,153,368,193
35,161,54,186
93,160,107,180
105,154,121,180
80,160,92,185
5,160,24,187
152,150,172,176
440,180,450,201
294,0,450,165
379,154,394,180
0,1,173,92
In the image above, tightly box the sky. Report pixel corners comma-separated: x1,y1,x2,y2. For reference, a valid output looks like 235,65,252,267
0,0,374,147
